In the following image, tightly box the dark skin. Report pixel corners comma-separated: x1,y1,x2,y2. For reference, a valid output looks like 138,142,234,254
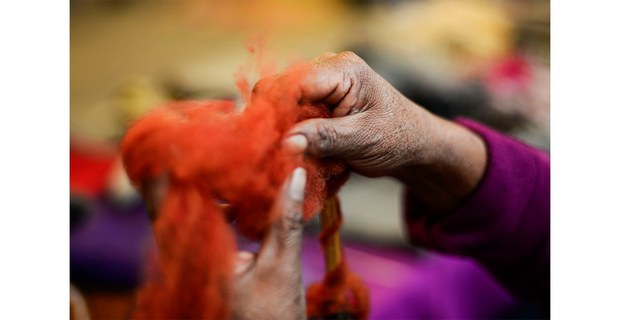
230,168,307,320
282,51,487,212
142,51,488,318
143,168,308,320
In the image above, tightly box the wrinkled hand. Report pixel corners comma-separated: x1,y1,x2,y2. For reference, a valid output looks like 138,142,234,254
231,167,307,320
278,52,487,211
276,51,438,178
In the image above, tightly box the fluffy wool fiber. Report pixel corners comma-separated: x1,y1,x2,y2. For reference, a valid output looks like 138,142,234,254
121,67,350,319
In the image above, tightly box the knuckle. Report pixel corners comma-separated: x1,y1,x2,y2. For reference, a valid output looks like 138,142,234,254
338,50,360,61
315,51,337,63
339,51,366,67
282,215,304,232
315,124,338,154
338,51,371,80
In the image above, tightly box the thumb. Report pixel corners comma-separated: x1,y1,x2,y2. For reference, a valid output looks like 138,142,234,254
257,167,307,266
284,115,362,158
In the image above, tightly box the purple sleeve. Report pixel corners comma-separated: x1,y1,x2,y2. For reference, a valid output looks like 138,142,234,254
403,118,550,312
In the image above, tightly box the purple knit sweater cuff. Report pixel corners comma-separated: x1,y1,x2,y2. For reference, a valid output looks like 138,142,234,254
403,117,550,306
403,117,550,263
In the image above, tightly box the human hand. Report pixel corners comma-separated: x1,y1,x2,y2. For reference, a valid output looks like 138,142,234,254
231,167,307,320
270,51,436,178
142,168,307,320
277,52,487,211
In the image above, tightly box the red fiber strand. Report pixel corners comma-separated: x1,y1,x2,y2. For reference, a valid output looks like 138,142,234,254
307,197,370,320
120,62,360,318
307,263,370,320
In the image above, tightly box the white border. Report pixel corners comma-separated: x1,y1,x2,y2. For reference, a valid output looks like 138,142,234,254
552,0,620,318
0,0,69,318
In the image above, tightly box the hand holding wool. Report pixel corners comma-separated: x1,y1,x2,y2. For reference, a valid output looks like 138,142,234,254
122,66,351,318
232,167,307,320
280,51,488,212
143,168,308,320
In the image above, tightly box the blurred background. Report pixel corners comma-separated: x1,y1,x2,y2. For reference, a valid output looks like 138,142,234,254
70,0,549,319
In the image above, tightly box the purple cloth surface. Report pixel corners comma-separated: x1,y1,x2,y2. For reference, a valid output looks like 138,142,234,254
70,196,154,290
301,237,518,319
72,199,520,318
404,118,550,314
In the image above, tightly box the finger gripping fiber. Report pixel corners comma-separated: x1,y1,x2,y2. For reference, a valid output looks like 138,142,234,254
121,65,357,318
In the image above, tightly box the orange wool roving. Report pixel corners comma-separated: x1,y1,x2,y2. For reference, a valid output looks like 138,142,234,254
120,66,350,319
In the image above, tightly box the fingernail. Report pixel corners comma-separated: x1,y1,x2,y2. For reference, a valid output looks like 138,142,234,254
289,167,307,202
284,134,308,154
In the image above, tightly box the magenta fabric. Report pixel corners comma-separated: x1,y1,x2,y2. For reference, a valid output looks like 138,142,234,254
404,118,550,315
299,238,520,319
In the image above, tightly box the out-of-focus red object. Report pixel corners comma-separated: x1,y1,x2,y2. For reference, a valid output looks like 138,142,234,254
70,137,117,197
120,59,366,318
485,54,532,94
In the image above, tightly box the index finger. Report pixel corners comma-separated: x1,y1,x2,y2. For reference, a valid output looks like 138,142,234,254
283,51,367,117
